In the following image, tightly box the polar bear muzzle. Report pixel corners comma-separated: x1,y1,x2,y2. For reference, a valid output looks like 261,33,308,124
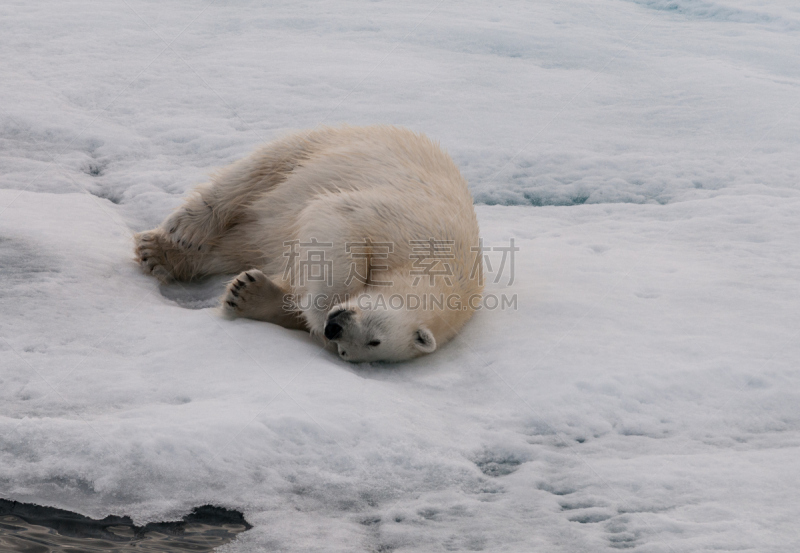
324,308,353,341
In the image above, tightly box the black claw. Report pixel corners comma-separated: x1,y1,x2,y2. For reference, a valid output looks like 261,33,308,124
169,227,177,233
246,272,255,282
227,300,237,308
230,289,239,297
234,279,244,288
197,245,202,251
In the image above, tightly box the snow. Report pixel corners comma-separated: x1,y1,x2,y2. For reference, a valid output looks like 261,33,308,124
1,0,799,551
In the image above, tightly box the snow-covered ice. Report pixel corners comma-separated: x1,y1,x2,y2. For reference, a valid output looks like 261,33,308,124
2,1,799,551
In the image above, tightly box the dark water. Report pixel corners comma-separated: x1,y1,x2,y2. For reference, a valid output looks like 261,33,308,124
0,500,250,552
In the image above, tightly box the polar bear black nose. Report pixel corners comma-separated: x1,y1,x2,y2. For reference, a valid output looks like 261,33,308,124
324,308,352,340
324,322,343,340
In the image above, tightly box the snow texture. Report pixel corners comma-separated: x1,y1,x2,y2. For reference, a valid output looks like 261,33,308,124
1,1,799,551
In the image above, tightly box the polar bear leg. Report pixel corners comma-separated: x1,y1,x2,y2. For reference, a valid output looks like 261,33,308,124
160,188,219,252
163,134,320,251
222,269,307,330
134,227,259,283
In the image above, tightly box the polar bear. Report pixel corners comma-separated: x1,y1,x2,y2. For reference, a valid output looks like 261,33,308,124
134,126,483,362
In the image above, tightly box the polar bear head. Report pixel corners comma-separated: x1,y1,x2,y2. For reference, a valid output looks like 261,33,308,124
323,301,437,363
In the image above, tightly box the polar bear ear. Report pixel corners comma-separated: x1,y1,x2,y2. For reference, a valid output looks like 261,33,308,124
413,327,437,353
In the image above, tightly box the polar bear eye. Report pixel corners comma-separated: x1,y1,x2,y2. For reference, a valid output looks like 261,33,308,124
367,340,381,347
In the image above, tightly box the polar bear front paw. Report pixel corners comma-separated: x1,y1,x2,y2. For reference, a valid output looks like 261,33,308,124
223,269,270,317
222,269,303,329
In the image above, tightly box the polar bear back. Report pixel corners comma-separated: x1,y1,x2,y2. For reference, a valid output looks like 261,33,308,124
240,126,480,289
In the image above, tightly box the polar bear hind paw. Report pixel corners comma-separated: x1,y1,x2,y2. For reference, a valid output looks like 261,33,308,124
134,230,175,283
162,203,216,251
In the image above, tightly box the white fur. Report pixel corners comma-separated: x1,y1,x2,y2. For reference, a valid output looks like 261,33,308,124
134,125,483,362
